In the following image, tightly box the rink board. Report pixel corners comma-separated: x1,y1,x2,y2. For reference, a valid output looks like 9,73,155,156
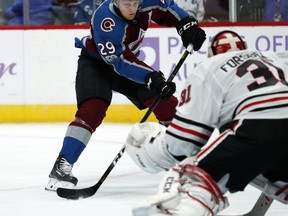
0,104,157,123
0,25,287,122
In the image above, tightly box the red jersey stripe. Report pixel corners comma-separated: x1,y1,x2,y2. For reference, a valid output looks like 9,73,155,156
170,123,210,140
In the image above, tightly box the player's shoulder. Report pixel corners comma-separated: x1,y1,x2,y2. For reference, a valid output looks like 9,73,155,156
263,51,288,68
208,49,262,63
274,52,288,67
92,1,127,39
192,50,252,74
141,0,171,8
94,0,117,21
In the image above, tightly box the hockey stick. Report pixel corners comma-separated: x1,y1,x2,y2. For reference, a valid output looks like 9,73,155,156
241,193,273,216
219,173,288,216
218,175,279,216
218,192,274,216
56,44,194,200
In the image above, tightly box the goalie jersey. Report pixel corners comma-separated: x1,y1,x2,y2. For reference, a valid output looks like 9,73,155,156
166,50,288,156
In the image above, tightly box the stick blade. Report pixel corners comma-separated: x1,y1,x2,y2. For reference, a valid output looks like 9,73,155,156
56,185,97,200
218,193,274,216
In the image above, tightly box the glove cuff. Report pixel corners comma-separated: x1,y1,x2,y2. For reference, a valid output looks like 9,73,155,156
144,71,165,91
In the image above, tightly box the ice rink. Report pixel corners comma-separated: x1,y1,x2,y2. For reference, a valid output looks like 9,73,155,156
0,123,287,216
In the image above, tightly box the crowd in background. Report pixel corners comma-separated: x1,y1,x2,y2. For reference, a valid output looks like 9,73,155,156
0,0,287,26
238,0,288,21
0,0,99,25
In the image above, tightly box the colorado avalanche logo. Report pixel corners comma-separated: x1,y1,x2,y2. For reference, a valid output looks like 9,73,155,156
101,18,115,32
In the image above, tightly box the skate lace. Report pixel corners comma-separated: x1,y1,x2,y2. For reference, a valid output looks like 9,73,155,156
59,158,73,175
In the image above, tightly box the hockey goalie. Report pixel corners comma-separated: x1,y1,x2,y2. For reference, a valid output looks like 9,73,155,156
125,30,288,216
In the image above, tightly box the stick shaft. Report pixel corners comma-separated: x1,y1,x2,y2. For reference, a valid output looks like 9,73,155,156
141,44,193,123
57,44,193,199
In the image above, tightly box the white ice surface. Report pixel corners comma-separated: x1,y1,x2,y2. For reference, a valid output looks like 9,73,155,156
0,123,287,216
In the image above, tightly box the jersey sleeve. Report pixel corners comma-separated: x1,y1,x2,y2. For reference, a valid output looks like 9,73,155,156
165,63,222,158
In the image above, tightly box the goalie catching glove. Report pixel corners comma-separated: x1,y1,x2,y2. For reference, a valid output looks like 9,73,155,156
176,16,206,51
145,71,176,100
125,122,178,173
132,157,229,216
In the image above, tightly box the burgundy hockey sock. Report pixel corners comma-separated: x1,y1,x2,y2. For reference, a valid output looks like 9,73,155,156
70,98,109,132
59,98,109,163
143,96,178,126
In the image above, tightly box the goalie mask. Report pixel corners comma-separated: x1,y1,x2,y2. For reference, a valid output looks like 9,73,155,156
208,30,247,57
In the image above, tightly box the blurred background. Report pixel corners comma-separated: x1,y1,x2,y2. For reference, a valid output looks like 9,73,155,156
0,0,287,124
0,0,287,26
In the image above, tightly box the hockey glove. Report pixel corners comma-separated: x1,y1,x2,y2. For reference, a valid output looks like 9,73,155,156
125,122,177,174
176,16,206,51
145,71,176,100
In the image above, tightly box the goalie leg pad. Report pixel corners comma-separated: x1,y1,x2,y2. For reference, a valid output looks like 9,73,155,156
125,122,178,173
132,158,229,216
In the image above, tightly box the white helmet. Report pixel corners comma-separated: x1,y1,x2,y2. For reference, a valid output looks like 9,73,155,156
208,30,247,57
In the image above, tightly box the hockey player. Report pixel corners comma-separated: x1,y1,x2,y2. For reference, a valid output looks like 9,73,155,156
125,30,288,215
45,0,206,190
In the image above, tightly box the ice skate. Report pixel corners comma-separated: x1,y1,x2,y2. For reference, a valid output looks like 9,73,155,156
45,157,78,191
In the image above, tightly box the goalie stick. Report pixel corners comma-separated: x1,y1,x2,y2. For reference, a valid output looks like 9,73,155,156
56,44,194,200
219,175,288,216
218,192,273,216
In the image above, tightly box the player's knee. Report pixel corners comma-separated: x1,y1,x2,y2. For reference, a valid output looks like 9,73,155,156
74,98,109,132
153,96,178,124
